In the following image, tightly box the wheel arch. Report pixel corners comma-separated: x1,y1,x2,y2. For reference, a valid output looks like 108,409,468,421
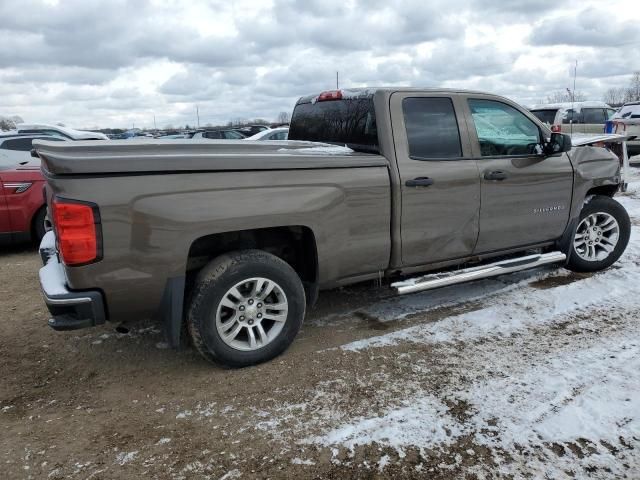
160,225,319,348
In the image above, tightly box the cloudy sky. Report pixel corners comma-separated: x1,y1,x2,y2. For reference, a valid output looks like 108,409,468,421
1,0,638,130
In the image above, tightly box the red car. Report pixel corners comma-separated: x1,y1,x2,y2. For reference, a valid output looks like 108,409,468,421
0,160,47,245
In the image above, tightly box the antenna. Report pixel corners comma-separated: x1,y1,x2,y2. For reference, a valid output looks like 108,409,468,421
570,60,577,136
196,105,200,128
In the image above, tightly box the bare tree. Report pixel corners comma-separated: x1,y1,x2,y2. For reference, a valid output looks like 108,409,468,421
603,87,626,106
625,71,640,102
0,117,15,131
276,111,290,124
546,90,586,103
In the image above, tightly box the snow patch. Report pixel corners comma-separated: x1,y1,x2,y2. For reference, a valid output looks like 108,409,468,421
115,451,138,465
279,145,354,155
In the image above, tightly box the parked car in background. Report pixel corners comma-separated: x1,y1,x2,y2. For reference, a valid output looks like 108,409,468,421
1,133,65,151
234,125,269,137
610,102,640,156
0,133,66,165
16,123,109,140
158,134,192,139
245,127,289,141
0,160,48,245
529,101,616,134
1,134,72,245
191,129,247,139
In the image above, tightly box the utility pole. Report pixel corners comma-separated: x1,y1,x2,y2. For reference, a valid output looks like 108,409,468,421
153,114,157,130
196,105,200,128
336,71,339,89
570,60,577,136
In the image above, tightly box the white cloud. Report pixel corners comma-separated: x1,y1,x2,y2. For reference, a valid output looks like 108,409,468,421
0,0,638,129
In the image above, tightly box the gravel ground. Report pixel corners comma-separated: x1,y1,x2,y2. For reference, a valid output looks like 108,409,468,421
2,177,640,479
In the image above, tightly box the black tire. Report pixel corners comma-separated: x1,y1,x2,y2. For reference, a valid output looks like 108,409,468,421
566,195,630,273
32,206,47,243
187,250,306,367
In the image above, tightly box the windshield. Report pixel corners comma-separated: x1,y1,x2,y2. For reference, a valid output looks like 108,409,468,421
530,109,558,124
614,104,640,120
289,97,378,152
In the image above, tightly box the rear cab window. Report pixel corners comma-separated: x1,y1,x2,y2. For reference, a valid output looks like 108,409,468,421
1,138,34,151
289,92,378,152
582,108,607,124
530,109,558,125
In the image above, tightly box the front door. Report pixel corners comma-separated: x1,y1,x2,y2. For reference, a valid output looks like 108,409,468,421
0,177,13,235
390,92,481,267
462,96,574,253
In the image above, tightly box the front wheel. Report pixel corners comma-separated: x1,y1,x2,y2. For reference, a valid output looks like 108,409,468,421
566,195,630,273
187,250,306,367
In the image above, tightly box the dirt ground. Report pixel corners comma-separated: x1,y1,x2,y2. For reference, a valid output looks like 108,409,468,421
2,184,640,479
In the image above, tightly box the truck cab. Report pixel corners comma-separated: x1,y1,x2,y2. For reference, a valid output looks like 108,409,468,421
35,88,628,367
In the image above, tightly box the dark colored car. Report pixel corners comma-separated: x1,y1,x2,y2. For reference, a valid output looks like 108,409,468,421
234,125,270,137
191,129,247,140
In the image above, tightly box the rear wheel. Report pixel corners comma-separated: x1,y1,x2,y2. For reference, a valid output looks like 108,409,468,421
187,250,305,367
566,196,630,272
32,207,47,243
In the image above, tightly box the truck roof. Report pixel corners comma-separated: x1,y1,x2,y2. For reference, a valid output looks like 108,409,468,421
296,87,501,104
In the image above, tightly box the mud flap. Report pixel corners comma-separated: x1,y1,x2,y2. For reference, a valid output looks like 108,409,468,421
159,276,186,349
556,217,579,265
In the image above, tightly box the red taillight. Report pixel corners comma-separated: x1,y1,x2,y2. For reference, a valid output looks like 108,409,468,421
317,90,343,102
52,198,101,265
551,124,561,133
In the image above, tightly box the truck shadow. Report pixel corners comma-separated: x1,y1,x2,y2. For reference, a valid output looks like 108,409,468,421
0,242,38,257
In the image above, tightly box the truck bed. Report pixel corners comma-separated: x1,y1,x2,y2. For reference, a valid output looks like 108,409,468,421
34,139,388,175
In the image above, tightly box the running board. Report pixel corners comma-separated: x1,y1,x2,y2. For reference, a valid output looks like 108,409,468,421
392,251,567,295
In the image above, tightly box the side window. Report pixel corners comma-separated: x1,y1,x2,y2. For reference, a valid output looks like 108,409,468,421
402,97,462,160
583,108,606,124
204,131,221,139
562,109,583,124
2,138,34,151
606,109,616,120
468,99,541,157
272,131,287,140
224,131,244,139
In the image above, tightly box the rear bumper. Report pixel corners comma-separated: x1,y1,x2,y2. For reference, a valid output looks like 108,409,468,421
39,231,106,331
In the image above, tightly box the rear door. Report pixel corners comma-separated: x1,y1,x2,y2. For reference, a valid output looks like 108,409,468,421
582,108,607,134
391,92,481,266
462,95,573,253
561,108,586,134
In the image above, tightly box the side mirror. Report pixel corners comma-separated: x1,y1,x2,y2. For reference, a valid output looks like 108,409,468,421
544,132,572,155
30,148,39,158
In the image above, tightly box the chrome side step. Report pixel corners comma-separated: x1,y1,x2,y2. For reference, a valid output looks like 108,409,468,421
392,251,567,295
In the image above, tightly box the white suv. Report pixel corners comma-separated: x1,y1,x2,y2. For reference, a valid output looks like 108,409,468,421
529,101,616,134
611,102,640,157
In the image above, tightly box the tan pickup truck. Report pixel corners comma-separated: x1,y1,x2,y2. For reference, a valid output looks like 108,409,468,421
35,88,630,367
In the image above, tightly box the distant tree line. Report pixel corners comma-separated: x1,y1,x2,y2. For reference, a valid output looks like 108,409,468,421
0,115,24,131
602,71,640,106
5,71,638,132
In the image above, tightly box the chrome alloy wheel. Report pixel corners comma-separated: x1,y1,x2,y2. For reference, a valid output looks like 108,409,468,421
215,277,288,351
574,212,620,262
